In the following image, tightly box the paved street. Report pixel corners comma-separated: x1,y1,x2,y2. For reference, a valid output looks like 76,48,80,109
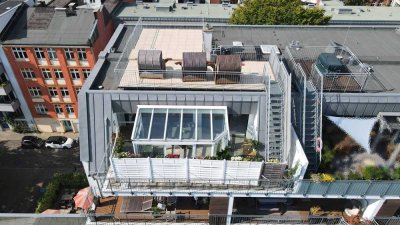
0,131,82,213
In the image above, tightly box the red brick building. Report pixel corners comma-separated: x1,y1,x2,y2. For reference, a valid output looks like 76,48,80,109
2,5,113,132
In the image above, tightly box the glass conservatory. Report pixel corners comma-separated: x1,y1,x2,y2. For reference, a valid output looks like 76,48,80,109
131,105,230,158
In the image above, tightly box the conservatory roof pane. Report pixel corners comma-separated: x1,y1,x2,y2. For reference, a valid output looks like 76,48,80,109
166,109,181,139
132,106,229,143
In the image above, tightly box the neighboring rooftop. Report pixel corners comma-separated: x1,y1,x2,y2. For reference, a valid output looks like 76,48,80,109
322,6,400,23
116,2,237,19
2,6,96,45
114,3,400,25
0,0,22,15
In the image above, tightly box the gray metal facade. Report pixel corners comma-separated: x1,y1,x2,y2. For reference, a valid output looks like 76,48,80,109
80,90,271,175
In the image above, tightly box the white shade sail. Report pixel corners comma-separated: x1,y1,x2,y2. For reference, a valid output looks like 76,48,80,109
327,116,377,153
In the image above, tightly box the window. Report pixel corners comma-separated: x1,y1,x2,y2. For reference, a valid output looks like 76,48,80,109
12,47,28,59
41,68,52,79
48,87,58,97
64,48,74,60
47,48,57,60
34,48,45,59
69,69,80,79
54,69,63,79
54,105,63,114
77,48,87,61
82,69,90,79
66,104,74,114
28,87,41,97
60,87,69,97
75,87,81,94
21,68,35,79
35,104,48,114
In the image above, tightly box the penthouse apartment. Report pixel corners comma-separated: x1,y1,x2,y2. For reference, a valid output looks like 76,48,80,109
78,22,400,225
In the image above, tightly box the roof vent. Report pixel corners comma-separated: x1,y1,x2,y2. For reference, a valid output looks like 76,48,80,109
98,85,104,89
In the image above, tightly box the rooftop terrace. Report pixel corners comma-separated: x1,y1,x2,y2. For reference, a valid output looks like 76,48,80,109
96,23,275,91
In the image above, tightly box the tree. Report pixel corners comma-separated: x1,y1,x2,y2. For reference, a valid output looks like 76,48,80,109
229,0,331,25
343,0,368,6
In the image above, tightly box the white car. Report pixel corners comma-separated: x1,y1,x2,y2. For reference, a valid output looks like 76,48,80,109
45,136,74,149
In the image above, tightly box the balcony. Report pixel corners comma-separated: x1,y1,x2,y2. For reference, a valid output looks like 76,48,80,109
0,99,20,112
0,81,12,95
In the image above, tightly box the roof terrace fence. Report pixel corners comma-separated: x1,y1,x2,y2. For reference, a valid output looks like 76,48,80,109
211,46,269,62
118,70,267,91
285,46,370,92
114,18,143,73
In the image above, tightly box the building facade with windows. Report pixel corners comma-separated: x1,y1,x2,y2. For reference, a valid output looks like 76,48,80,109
1,4,114,132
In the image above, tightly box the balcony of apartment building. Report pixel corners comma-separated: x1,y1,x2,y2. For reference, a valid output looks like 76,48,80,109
99,105,292,196
85,194,400,225
0,93,20,112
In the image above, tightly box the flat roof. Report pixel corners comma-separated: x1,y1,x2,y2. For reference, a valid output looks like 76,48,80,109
114,2,400,24
2,7,96,46
92,25,400,93
103,27,272,91
212,26,400,92
116,2,237,19
323,6,400,22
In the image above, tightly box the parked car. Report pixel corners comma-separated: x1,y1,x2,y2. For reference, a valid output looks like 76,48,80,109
21,136,44,149
45,136,74,149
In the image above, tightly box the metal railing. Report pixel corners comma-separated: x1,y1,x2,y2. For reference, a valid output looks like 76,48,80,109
86,213,346,224
97,176,400,199
211,46,269,62
284,46,371,93
0,214,86,225
114,18,143,73
100,177,294,194
117,70,267,91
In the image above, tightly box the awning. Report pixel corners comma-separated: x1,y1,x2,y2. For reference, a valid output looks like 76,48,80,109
73,187,93,210
327,116,377,153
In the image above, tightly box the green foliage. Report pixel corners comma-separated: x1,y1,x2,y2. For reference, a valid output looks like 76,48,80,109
286,162,299,178
113,134,125,154
392,167,400,180
2,116,33,133
343,0,368,6
230,0,331,25
319,144,335,171
216,146,232,160
35,172,89,213
361,166,390,180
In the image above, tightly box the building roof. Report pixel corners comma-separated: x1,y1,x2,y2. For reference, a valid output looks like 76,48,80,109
2,6,96,46
212,26,400,92
0,0,22,15
116,2,237,19
323,6,400,23
114,2,400,25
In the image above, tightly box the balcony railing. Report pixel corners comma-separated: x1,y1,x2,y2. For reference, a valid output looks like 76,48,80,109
86,213,346,225
0,99,20,112
0,81,12,95
96,176,400,199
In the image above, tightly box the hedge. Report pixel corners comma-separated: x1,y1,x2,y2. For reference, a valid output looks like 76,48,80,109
35,172,89,213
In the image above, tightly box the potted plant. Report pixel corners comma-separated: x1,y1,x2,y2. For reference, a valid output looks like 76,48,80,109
309,206,322,216
152,207,162,218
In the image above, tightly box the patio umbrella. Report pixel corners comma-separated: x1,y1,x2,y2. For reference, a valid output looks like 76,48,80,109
73,187,93,210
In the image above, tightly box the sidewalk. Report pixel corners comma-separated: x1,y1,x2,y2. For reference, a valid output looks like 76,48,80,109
0,130,79,142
